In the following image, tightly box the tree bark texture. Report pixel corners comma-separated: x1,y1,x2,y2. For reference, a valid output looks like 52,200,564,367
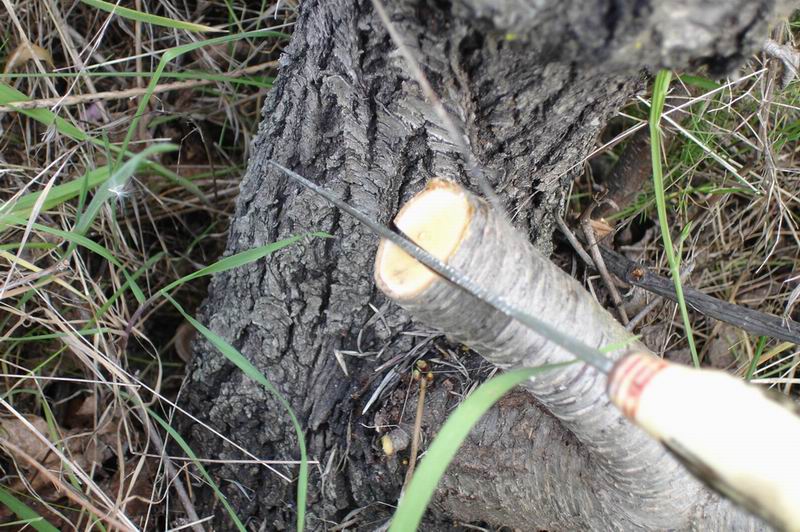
181,0,778,529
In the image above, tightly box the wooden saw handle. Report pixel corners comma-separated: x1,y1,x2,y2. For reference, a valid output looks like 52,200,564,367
608,352,800,531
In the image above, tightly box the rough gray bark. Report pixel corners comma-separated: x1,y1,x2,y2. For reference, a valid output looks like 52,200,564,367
180,0,778,529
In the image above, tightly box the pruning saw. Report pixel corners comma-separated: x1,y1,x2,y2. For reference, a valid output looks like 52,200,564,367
269,161,800,531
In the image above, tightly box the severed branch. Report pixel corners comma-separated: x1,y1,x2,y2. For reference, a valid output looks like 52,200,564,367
599,245,800,345
367,178,765,529
372,178,706,526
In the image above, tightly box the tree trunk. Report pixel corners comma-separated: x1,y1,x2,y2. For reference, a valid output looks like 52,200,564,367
181,0,777,529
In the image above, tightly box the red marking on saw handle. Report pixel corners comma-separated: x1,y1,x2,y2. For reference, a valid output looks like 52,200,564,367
608,353,668,419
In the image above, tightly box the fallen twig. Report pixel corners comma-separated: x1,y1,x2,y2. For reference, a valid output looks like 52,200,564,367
625,262,694,331
600,245,800,344
402,362,429,493
555,214,594,268
146,418,205,532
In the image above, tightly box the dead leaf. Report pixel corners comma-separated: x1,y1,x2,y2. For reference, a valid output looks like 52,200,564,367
0,416,52,464
589,217,614,240
3,43,54,76
705,325,741,370
65,394,98,428
0,412,118,492
175,321,196,363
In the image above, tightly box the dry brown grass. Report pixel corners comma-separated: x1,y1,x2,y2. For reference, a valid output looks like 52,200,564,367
0,0,296,528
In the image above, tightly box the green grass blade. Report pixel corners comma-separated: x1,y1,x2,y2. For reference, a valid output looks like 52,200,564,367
649,70,699,367
58,143,176,262
76,147,96,219
93,253,164,324
2,328,107,343
159,232,330,296
3,70,274,89
0,242,55,252
389,362,574,532
0,485,59,532
148,409,246,532
0,166,111,223
72,144,176,237
677,74,721,91
0,83,89,141
0,82,208,204
166,295,308,531
599,335,642,353
79,0,221,32
0,214,122,267
123,269,147,305
745,336,768,381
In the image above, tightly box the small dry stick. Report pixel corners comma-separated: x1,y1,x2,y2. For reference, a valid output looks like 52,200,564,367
42,0,111,122
600,245,800,345
555,214,595,268
145,418,205,532
626,262,694,331
580,202,628,324
402,363,429,492
134,0,148,139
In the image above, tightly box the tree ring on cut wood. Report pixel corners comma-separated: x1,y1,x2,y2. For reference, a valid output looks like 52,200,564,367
375,179,473,299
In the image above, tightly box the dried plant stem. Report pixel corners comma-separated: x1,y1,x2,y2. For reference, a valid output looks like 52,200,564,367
555,214,595,268
580,202,628,324
0,61,277,112
145,418,205,532
402,375,427,493
600,245,800,344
